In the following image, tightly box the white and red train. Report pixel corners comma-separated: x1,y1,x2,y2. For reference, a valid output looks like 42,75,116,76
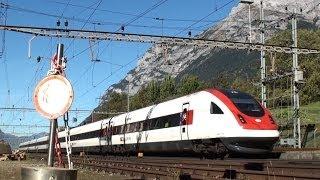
19,88,279,157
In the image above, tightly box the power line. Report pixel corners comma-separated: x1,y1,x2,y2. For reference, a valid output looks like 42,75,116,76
174,0,236,36
94,0,169,66
79,0,102,30
77,54,140,99
2,2,238,32
49,0,225,24
76,0,170,94
122,0,168,28
71,59,130,102
64,0,102,52
0,25,318,54
72,63,94,85
13,48,47,107
58,0,71,20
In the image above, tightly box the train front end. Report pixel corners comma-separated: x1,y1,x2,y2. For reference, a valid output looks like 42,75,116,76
212,89,279,154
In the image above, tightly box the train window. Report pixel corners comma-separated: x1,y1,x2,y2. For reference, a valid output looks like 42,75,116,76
114,126,119,135
126,124,131,133
129,123,135,132
164,121,170,128
120,125,124,134
161,116,168,128
109,125,113,135
117,126,121,134
139,122,144,131
149,119,156,130
154,118,162,129
172,114,180,127
210,102,223,114
220,89,264,117
156,118,163,129
113,126,118,135
135,122,140,132
232,98,264,117
143,121,149,131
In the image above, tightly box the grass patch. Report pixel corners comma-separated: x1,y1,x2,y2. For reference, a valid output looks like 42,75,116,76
271,101,320,125
271,101,320,147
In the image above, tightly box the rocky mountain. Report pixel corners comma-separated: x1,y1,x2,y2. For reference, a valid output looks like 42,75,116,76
0,129,47,149
107,0,320,96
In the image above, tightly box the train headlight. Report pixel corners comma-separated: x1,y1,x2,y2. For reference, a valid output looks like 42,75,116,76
238,114,247,124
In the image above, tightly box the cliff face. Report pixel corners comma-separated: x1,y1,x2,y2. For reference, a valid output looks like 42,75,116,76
107,0,320,97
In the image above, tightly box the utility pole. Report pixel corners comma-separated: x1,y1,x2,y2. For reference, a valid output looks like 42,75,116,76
260,0,267,107
47,118,57,166
240,0,254,43
47,44,64,167
291,8,301,148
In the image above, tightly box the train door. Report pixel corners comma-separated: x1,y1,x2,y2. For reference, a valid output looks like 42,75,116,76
100,120,108,146
107,120,114,146
180,102,190,140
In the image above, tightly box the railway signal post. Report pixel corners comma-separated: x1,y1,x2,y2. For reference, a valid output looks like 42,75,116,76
21,44,76,180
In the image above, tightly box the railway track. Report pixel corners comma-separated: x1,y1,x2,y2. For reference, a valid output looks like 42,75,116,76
28,153,320,179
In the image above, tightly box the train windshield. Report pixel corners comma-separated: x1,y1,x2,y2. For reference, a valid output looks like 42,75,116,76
221,89,265,117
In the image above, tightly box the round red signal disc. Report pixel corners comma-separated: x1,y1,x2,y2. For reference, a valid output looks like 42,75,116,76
33,75,74,120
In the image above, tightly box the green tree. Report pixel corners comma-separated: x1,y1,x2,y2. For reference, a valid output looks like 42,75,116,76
159,76,176,101
106,92,128,113
266,29,320,105
178,75,205,96
130,86,149,110
146,80,160,104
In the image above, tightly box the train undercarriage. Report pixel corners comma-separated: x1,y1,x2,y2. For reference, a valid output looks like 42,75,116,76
26,137,278,159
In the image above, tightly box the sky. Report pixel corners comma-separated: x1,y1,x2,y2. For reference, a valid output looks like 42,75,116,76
0,0,240,136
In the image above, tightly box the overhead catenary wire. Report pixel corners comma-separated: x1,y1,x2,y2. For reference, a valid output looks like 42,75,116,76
13,44,49,107
95,0,255,89
1,2,245,32
64,0,102,52
49,0,224,23
94,0,169,65
77,0,171,97
49,0,251,24
58,0,71,20
76,54,141,100
121,0,168,28
10,38,54,126
174,0,236,36
2,25,318,54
